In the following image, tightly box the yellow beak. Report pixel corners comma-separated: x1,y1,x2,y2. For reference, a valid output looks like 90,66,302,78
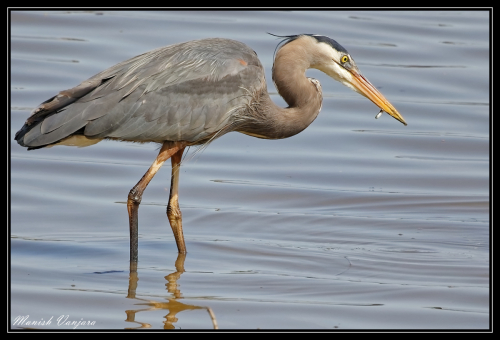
349,71,407,126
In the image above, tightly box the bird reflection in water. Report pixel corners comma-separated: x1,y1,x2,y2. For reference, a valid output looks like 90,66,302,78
124,254,218,329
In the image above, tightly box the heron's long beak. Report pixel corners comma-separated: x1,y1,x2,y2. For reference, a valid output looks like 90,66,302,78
349,71,407,126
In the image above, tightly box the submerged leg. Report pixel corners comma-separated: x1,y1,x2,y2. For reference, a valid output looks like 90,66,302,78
167,147,187,254
128,141,187,262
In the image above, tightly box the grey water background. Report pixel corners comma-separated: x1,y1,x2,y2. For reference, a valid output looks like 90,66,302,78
10,10,489,329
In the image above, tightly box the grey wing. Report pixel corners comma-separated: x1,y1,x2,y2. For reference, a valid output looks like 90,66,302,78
16,38,265,148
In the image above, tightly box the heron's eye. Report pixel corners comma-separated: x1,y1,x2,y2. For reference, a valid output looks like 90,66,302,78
341,55,349,63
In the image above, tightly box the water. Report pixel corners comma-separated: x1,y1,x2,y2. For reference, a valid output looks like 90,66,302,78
10,10,489,330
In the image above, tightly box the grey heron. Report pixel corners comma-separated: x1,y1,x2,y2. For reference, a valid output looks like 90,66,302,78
15,34,407,261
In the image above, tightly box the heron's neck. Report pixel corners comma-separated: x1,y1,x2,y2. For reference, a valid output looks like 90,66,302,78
264,45,322,139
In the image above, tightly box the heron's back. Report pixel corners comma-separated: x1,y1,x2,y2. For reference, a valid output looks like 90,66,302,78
15,38,266,148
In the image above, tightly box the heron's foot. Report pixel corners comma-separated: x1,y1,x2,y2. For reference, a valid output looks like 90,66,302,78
167,204,187,254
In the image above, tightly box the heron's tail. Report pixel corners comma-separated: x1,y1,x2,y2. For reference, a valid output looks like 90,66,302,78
14,77,106,150
14,123,31,147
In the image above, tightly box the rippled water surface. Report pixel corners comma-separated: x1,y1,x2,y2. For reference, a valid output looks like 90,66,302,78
10,10,489,330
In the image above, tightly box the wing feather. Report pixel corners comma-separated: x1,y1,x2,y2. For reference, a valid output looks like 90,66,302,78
16,38,265,148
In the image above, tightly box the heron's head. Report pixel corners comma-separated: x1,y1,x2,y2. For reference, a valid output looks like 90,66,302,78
273,34,407,126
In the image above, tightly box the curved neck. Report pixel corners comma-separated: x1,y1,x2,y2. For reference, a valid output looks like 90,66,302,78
239,39,323,140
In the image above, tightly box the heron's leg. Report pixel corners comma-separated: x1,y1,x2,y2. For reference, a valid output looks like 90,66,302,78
167,147,187,254
127,141,187,262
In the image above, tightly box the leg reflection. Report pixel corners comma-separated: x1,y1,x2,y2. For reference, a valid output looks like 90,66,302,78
125,253,218,329
165,253,185,299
